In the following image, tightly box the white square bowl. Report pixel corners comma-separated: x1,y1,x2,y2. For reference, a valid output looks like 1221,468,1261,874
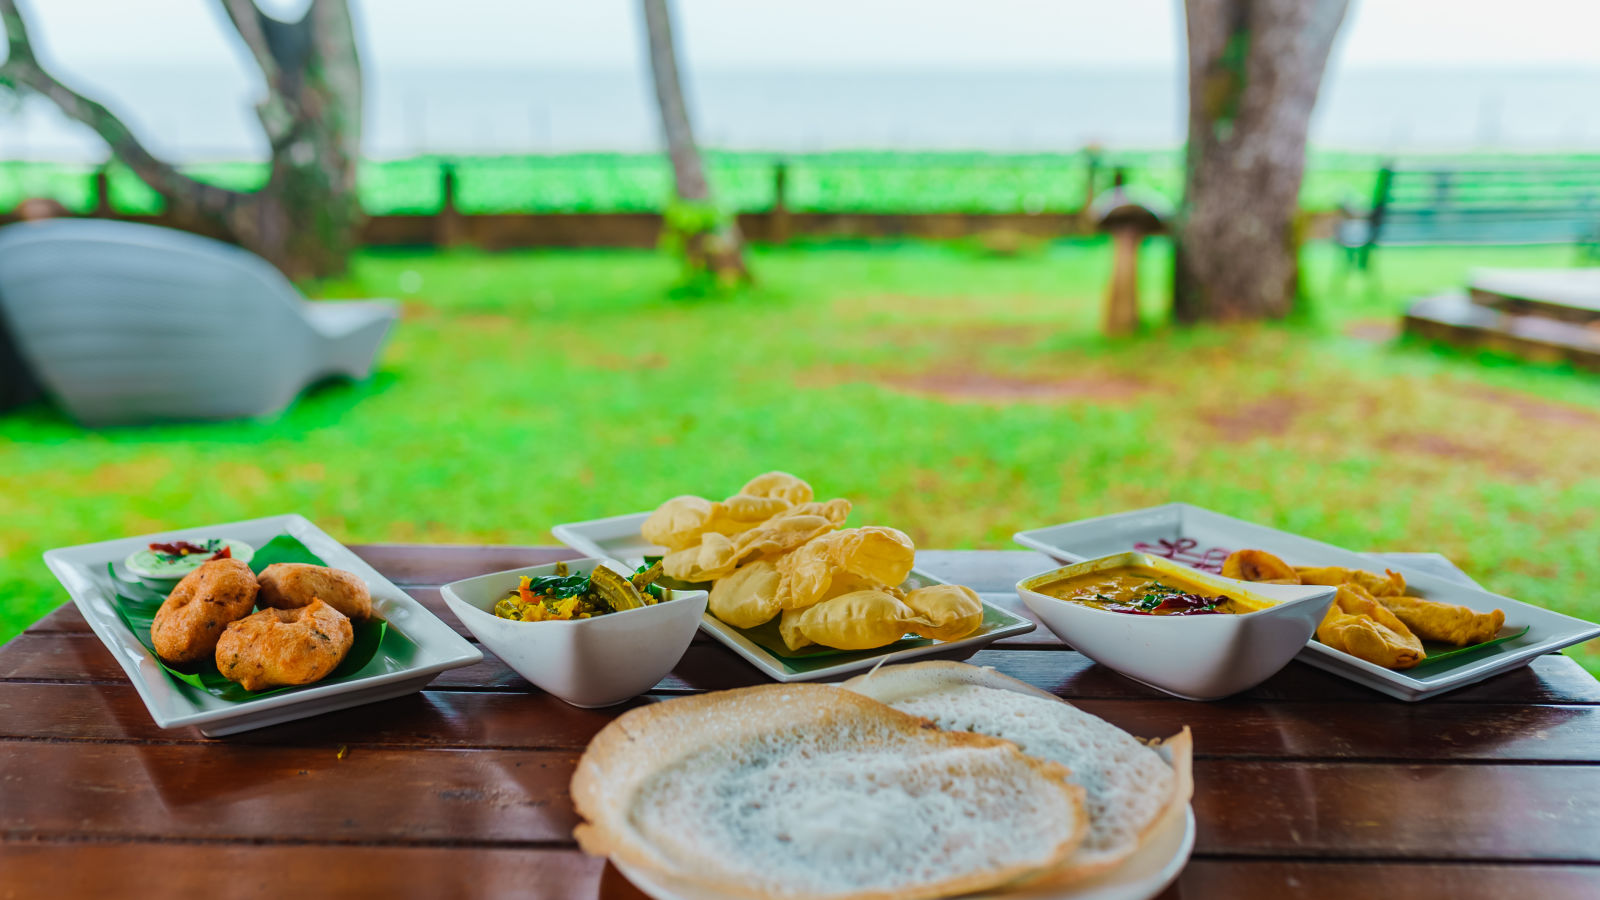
41,513,483,736
1017,552,1337,700
440,558,708,707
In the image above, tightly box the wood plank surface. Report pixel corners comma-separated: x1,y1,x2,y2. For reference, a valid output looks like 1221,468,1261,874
4,843,1598,900
5,682,1600,764
5,544,1599,898
4,738,1599,862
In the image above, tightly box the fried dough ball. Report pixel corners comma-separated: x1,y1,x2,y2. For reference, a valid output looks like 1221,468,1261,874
215,599,354,691
151,557,259,665
257,563,373,621
794,589,928,651
707,559,782,629
1221,549,1300,584
774,526,916,610
739,471,814,506
665,512,840,583
778,607,813,652
903,584,984,641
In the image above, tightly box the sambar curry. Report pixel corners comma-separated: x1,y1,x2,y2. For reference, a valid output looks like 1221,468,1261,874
1035,566,1271,616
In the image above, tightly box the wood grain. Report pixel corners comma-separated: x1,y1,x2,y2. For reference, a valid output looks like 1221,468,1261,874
5,682,1600,764
4,739,1598,861
6,543,1600,897
3,842,1599,900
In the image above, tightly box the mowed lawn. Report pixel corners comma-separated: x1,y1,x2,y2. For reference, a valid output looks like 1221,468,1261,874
3,238,1598,672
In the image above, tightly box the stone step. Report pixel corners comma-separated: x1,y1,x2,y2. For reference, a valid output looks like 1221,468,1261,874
1403,291,1600,370
1467,267,1600,324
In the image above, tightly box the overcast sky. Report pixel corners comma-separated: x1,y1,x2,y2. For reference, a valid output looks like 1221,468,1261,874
16,0,1600,73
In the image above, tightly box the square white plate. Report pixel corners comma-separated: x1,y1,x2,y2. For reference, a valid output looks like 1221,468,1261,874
42,513,483,735
1016,503,1600,701
553,513,1036,682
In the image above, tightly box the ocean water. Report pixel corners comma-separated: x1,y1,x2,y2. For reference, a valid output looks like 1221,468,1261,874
3,65,1598,161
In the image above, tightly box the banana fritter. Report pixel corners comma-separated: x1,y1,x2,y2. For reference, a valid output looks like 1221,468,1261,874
150,557,258,665
215,599,354,691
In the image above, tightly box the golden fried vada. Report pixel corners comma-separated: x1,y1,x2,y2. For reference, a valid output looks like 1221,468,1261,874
257,563,373,621
215,599,355,691
150,557,259,665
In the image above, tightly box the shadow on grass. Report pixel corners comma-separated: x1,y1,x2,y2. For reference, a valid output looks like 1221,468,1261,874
0,370,402,445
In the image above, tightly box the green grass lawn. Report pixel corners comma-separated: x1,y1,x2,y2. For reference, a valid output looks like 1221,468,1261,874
3,238,1598,675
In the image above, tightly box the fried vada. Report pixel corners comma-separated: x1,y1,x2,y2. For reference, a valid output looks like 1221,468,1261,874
216,599,354,691
151,557,258,665
257,563,373,621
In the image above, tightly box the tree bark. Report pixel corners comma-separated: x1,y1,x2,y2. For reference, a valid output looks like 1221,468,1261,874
1173,0,1348,322
640,0,747,282
1,0,363,280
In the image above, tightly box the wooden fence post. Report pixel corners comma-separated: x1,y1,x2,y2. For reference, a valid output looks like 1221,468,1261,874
771,159,790,244
437,161,465,247
92,165,113,217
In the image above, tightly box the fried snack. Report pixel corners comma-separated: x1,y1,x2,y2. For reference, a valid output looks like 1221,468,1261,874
739,471,814,506
774,526,916,610
706,559,782,629
1296,565,1406,597
151,557,259,665
257,563,373,621
780,497,852,528
641,472,816,553
1317,584,1424,669
1378,595,1505,646
1221,549,1300,584
903,584,984,641
640,495,715,551
794,589,930,651
778,607,812,651
215,598,354,691
664,512,839,583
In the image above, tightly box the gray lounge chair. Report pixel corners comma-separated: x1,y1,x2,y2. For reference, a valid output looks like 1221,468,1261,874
0,219,397,426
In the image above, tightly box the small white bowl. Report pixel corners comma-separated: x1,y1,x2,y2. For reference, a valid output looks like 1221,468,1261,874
441,558,707,708
1017,551,1337,700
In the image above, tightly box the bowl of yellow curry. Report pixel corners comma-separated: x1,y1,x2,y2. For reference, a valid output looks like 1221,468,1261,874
1017,551,1336,700
442,558,707,708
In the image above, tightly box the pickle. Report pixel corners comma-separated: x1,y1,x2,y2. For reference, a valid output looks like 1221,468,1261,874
590,564,652,611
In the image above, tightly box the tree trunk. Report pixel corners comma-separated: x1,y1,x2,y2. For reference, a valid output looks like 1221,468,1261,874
1173,0,1348,322
640,0,747,282
222,0,364,280
1,0,363,280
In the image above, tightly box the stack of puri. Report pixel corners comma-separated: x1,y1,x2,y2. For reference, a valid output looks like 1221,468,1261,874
150,558,375,690
572,660,1191,900
643,472,984,651
1223,549,1506,669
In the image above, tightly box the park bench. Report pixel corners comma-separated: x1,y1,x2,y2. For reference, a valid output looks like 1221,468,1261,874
1340,162,1600,270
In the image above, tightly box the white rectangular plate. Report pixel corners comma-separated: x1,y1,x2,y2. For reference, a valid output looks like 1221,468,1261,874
553,513,1036,682
42,514,483,735
1016,503,1600,701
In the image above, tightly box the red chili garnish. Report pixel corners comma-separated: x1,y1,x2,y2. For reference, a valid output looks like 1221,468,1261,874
148,540,215,557
208,546,233,560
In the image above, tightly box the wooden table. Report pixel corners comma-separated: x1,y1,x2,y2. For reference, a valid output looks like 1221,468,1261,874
4,545,1600,899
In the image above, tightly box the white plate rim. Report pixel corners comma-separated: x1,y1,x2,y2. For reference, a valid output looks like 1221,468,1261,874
40,513,483,730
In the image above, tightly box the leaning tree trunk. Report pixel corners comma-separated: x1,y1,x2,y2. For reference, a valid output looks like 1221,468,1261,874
640,0,748,283
1,0,362,280
1173,0,1348,322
